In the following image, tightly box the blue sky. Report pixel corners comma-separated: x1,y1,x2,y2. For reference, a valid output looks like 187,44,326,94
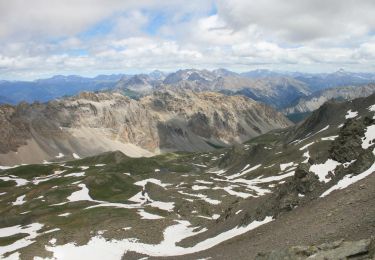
0,0,374,80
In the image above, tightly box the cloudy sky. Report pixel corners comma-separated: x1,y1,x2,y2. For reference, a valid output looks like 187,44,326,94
0,0,375,80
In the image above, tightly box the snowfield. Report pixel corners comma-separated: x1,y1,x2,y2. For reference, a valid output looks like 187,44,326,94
44,217,273,259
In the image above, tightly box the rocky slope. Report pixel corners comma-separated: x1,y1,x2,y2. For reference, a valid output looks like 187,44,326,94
0,89,291,165
283,83,375,115
0,94,373,259
256,238,375,259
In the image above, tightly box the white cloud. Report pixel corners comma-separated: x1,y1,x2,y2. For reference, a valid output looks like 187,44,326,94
216,0,375,42
0,0,374,79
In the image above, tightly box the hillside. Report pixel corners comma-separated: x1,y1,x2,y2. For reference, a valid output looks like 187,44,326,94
0,94,374,259
0,89,291,165
284,83,375,115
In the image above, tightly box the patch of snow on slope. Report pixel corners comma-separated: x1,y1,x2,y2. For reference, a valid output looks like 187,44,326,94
45,217,272,258
213,186,253,199
309,159,341,183
227,164,262,180
361,125,375,149
321,135,339,141
0,223,44,257
280,162,294,171
299,142,315,151
315,125,330,134
302,151,310,163
12,195,26,205
67,184,93,202
369,105,375,118
58,213,71,217
0,165,21,170
33,170,65,185
72,153,81,159
0,176,28,186
207,169,226,175
264,164,275,169
321,161,375,197
192,185,210,191
345,110,358,119
231,171,295,197
192,163,207,168
65,172,85,178
55,153,64,158
137,209,164,220
178,191,221,205
134,178,171,188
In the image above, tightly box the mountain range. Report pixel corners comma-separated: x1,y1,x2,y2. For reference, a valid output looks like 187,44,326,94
2,69,375,111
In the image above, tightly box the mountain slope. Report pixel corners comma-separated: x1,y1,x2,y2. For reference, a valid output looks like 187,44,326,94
283,83,375,115
160,70,311,108
0,90,291,165
0,94,374,259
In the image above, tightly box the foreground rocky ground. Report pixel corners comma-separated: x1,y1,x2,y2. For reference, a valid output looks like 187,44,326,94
0,94,374,259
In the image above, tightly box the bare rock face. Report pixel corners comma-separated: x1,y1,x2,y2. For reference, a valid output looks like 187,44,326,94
0,90,291,165
283,83,375,115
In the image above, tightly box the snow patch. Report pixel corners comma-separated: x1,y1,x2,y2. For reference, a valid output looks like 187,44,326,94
299,142,315,151
345,110,358,119
72,153,81,159
280,162,294,171
321,161,375,197
192,185,210,191
361,125,375,149
137,209,164,220
67,184,93,202
58,213,71,217
321,135,339,141
309,159,341,183
178,191,221,205
227,164,262,180
0,223,44,257
0,176,28,187
55,153,64,158
12,195,26,205
302,151,310,163
65,172,85,178
45,217,272,258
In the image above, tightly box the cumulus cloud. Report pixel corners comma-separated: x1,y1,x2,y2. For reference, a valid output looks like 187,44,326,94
0,0,374,79
216,0,375,42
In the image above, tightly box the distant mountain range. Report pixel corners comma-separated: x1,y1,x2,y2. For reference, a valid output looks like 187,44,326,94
0,74,127,104
1,69,375,110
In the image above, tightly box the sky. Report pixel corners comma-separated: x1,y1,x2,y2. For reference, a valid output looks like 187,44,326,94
0,0,375,80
